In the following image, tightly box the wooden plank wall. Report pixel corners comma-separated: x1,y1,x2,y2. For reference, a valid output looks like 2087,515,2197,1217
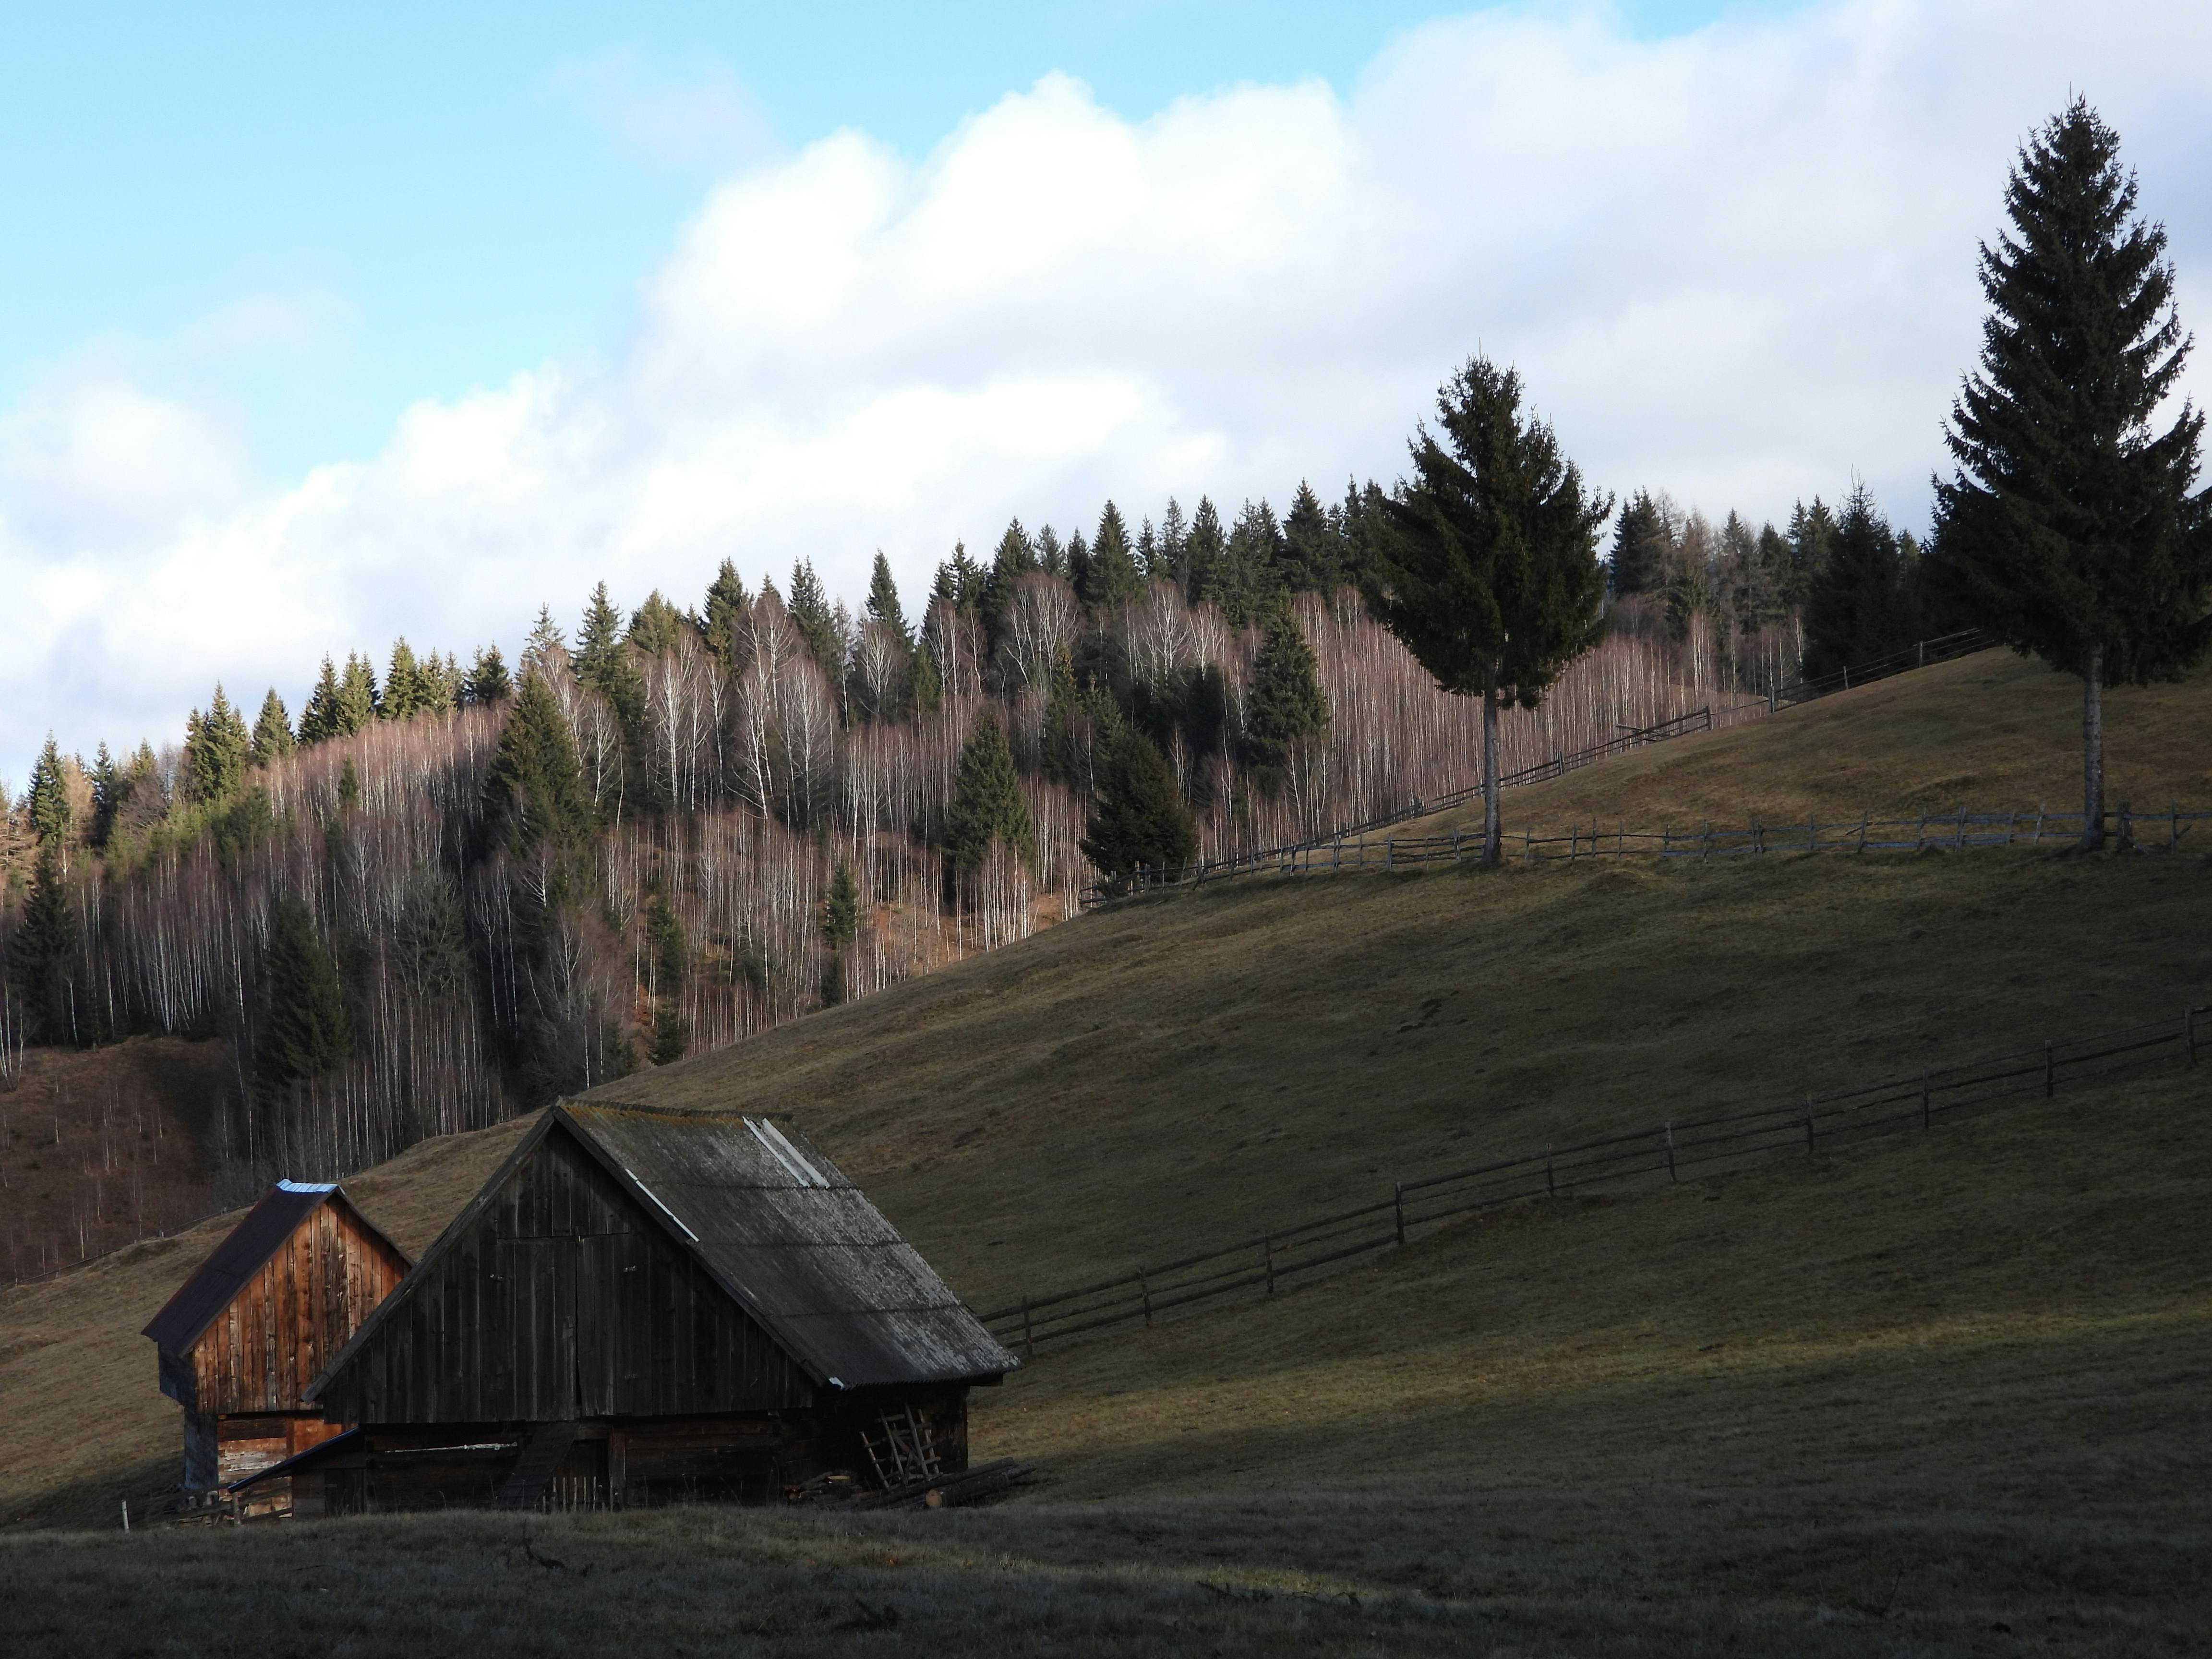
317,1127,816,1425
191,1202,407,1414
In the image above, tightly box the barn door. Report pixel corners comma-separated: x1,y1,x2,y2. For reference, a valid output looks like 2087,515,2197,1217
575,1232,653,1417
493,1238,577,1421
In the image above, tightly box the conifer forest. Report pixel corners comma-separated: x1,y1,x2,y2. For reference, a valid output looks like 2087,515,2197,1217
0,473,1922,1206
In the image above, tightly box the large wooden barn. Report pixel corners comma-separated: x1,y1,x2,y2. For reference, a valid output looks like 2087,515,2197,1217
141,1179,410,1506
241,1103,1017,1515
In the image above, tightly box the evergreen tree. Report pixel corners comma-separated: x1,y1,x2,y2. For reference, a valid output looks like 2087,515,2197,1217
480,670,596,856
1785,499,1838,612
646,890,689,992
701,559,749,661
1154,498,1190,582
10,843,78,1043
251,689,296,767
1034,525,1068,579
943,711,1037,882
522,605,567,676
336,653,380,731
462,645,513,705
1064,530,1092,603
1609,489,1672,597
337,757,361,811
1803,484,1918,676
1080,728,1199,889
256,895,352,1089
1280,481,1343,594
1929,98,2212,848
865,552,911,643
1368,356,1610,866
1084,502,1145,610
1211,500,1286,626
184,686,252,806
1340,478,1388,600
88,743,120,849
299,657,345,745
382,639,427,720
627,590,685,657
575,583,627,687
1242,606,1332,770
24,735,72,848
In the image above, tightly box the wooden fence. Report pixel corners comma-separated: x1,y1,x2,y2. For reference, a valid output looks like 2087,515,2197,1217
977,1000,2211,1356
1768,627,1989,707
1088,803,2209,897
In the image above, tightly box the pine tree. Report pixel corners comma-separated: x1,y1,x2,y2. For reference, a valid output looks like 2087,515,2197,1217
1369,356,1610,866
336,653,380,731
865,552,910,643
522,605,567,676
382,639,426,720
1280,481,1344,594
1243,606,1331,770
701,560,749,662
576,583,627,687
1179,497,1225,607
943,711,1037,882
788,560,843,673
10,843,78,1043
256,895,352,1089
299,657,344,745
337,757,361,811
820,858,860,952
462,645,513,705
1034,525,1068,580
1785,499,1839,613
1929,98,2212,849
1080,728,1199,890
1803,484,1917,676
88,743,120,849
1212,501,1286,627
1609,489,1672,597
481,671,596,856
1085,503,1145,610
251,689,296,767
184,686,251,806
627,591,685,657
24,735,72,849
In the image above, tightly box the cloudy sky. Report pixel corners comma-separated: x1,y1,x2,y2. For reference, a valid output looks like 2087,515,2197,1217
3,0,2209,786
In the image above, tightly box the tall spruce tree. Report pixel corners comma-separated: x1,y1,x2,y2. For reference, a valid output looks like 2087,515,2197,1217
298,657,344,744
1085,502,1145,610
1080,729,1199,890
481,670,597,857
336,653,380,731
1609,489,1672,597
701,559,749,662
257,895,352,1090
184,686,251,806
24,735,72,849
1279,481,1343,593
1803,484,1917,676
1181,498,1225,603
382,639,427,720
943,711,1037,884
1929,98,2212,848
787,560,843,672
1368,357,1610,865
10,843,78,1043
1242,605,1331,771
865,552,910,643
462,645,513,705
627,591,685,657
250,689,296,767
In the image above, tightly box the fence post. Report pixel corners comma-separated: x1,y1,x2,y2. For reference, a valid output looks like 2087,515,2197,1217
2173,804,2181,853
1664,1122,1677,1181
1452,830,1462,863
1955,808,1968,852
1393,1184,1406,1246
1141,1272,1154,1327
2044,1041,2056,1098
1022,1298,1034,1357
1385,836,1394,872
1262,1237,1274,1296
1921,1071,1931,1130
1804,1098,1815,1155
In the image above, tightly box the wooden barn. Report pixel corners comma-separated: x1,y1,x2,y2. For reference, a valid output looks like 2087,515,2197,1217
245,1103,1017,1515
141,1179,410,1506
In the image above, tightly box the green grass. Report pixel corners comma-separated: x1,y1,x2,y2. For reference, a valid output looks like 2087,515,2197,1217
3,648,2208,1653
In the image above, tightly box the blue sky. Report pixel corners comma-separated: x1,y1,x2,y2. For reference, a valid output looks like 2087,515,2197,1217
2,0,2205,784
1,2,1804,484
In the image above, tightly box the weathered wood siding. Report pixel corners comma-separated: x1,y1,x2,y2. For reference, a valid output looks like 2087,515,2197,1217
318,1127,816,1424
186,1199,407,1415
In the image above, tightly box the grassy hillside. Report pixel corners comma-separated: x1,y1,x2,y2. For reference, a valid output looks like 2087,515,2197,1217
2,648,2207,1651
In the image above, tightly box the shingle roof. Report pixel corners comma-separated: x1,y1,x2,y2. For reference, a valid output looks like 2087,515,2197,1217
560,1102,1018,1388
141,1182,407,1353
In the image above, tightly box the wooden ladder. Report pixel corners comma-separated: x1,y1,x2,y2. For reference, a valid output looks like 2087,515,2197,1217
495,1422,579,1510
860,1404,942,1490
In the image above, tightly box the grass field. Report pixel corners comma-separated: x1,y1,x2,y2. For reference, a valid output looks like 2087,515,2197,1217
2,648,2207,1653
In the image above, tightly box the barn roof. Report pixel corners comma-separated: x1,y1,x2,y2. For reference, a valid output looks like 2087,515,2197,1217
307,1105,1016,1400
142,1182,408,1353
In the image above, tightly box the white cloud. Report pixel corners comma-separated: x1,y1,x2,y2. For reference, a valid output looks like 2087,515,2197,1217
4,0,2210,782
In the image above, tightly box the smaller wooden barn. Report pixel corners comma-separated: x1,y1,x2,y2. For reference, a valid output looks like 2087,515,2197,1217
142,1180,409,1506
254,1103,1017,1514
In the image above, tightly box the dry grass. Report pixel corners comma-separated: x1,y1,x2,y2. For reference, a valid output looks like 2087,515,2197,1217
1,650,2207,1652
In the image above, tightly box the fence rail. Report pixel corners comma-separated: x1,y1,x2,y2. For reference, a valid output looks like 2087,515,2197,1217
1082,628,1998,909
1086,802,2208,898
978,1000,2211,1356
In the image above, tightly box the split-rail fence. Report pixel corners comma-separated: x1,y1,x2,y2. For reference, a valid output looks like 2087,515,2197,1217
977,1000,2211,1357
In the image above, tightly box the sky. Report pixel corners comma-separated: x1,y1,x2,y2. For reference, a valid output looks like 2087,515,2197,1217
3,0,2209,787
